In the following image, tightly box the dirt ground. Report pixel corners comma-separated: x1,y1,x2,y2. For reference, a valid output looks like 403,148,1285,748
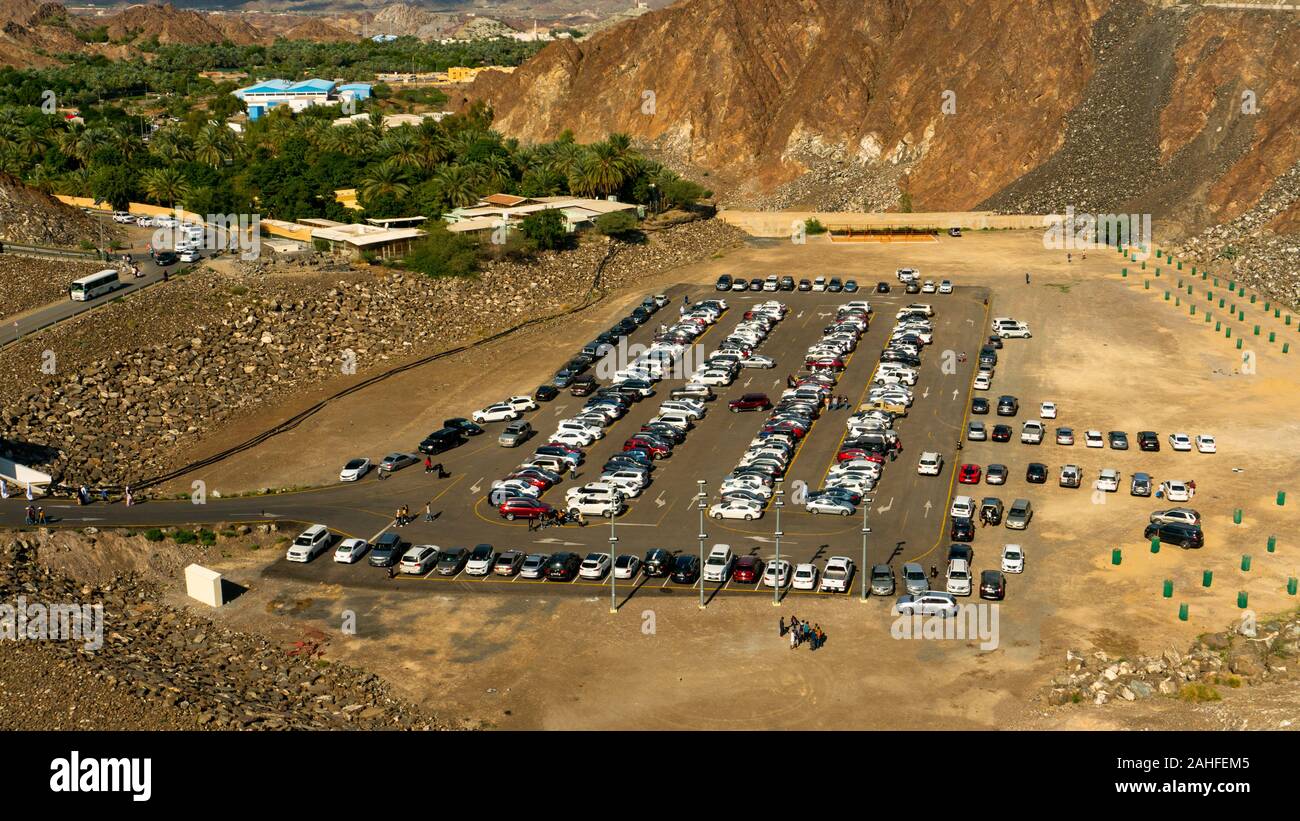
151,228,1300,729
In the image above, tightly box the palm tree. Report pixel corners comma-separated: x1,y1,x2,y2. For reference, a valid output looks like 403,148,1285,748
193,123,232,168
544,140,584,184
16,126,47,161
380,129,423,170
569,142,630,197
433,164,480,209
358,158,410,203
141,166,191,207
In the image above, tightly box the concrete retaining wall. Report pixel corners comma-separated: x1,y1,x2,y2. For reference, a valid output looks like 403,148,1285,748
717,210,1049,237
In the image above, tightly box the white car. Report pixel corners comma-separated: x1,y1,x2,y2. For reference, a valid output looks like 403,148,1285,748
549,430,595,448
703,545,735,582
1039,401,1057,419
763,559,792,588
1084,430,1105,448
333,538,370,564
710,499,763,520
1001,544,1025,574
112,211,134,224
569,496,624,518
973,372,992,391
179,248,201,263
505,395,538,413
694,369,734,386
465,545,497,576
806,497,854,516
1160,481,1193,502
938,280,953,294
1169,433,1193,451
820,557,855,593
399,545,438,575
473,403,519,424
740,354,776,369
1000,324,1032,339
557,420,605,439
792,563,819,590
613,554,641,579
579,553,611,579
917,451,943,476
339,457,371,482
946,559,972,596
601,471,648,494
921,280,937,294
1095,469,1120,492
565,483,624,505
1195,434,1217,453
812,276,827,292
898,303,934,317
286,525,331,563
950,495,975,519
1021,421,1045,444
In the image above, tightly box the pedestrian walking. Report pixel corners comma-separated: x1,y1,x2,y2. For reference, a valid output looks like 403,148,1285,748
124,486,133,507
424,457,432,473
24,505,34,525
394,507,403,527
1067,252,1072,264
815,625,825,650
424,502,433,522
1025,271,1031,285
790,628,798,650
36,506,46,525
433,463,448,479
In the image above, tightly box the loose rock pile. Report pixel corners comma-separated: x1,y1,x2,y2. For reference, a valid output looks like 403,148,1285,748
0,219,745,487
1171,159,1300,311
1046,613,1299,707
0,537,439,730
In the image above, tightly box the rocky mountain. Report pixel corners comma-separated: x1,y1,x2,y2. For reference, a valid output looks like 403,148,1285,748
462,0,1300,238
98,3,269,46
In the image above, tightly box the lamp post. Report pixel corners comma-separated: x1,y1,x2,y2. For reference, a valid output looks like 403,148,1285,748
696,479,707,610
859,497,873,602
608,510,617,614
772,479,784,607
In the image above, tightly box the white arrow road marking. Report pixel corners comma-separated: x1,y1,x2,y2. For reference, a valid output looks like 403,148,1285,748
553,404,567,416
876,497,894,514
654,491,667,508
59,516,105,521
746,536,799,545
744,378,752,388
952,389,959,401
965,318,975,324
923,500,933,518
796,311,804,319
469,477,484,494
535,537,584,546
818,311,833,318
922,386,930,399
233,512,281,518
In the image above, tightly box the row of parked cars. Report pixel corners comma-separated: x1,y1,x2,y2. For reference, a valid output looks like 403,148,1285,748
709,301,860,519
490,299,728,522
715,274,865,294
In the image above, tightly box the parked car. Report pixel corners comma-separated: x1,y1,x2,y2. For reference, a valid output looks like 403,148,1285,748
520,553,551,579
1137,430,1160,451
870,564,896,596
902,562,929,595
378,452,418,472
1159,480,1193,502
945,559,972,596
1143,521,1204,549
1039,401,1057,419
1150,507,1201,526
499,421,533,447
1131,472,1152,496
339,457,371,482
996,395,1019,416
493,550,525,576
703,544,735,582
979,570,1007,600
545,552,582,580
643,549,675,577
985,463,1008,485
400,545,438,575
1001,544,1024,573
1056,427,1075,446
762,559,792,588
436,547,469,575
671,554,701,584
465,543,497,576
286,524,332,562
579,553,612,579
792,563,819,590
1026,462,1048,483
895,591,958,617
732,555,764,584
1196,434,1217,453
1059,464,1081,488
1108,431,1129,450
820,557,855,593
1096,468,1120,492
729,393,772,412
367,532,404,567
333,538,370,564
613,554,642,579
1005,499,1033,529
1168,432,1193,451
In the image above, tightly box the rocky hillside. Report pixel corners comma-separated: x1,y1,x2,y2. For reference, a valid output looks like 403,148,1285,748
0,535,440,730
463,0,1300,236
0,174,116,247
0,219,746,488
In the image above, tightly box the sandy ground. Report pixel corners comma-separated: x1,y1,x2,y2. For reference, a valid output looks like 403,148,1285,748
150,228,1300,729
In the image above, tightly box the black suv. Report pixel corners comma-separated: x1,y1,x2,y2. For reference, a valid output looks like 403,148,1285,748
546,552,581,580
947,544,974,564
1026,462,1048,483
368,532,405,567
1143,522,1204,549
419,427,466,455
443,418,483,436
716,274,733,291
950,517,975,542
671,554,700,583
643,549,675,577
1137,431,1160,451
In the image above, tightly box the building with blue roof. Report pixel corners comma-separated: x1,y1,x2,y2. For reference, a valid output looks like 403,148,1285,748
233,79,373,121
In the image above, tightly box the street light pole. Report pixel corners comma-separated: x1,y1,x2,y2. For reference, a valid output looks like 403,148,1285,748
773,479,784,607
697,479,707,610
860,497,873,603
608,511,617,614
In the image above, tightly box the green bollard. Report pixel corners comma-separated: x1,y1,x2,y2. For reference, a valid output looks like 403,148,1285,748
1234,508,1243,524
1164,291,1170,301
1190,305,1196,315
1163,579,1173,598
1276,308,1282,318
1239,310,1246,321
1236,338,1242,350
1122,268,1127,277
1285,342,1291,353
1254,324,1260,335
1179,603,1189,621
1267,535,1276,553
1278,491,1286,506
1150,537,1160,553
1238,591,1248,609
1111,548,1122,566
1219,298,1225,308
1250,294,1256,304
1202,570,1213,587
1269,332,1275,343
1287,315,1293,326
1226,327,1232,338
1289,577,1298,596
1205,313,1211,323
1144,280,1150,289
1241,554,1252,571
1216,321,1222,331
1176,297,1180,307
1178,261,1183,270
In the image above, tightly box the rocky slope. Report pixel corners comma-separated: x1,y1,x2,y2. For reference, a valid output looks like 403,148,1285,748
464,0,1300,236
0,219,746,488
0,534,440,730
0,174,118,247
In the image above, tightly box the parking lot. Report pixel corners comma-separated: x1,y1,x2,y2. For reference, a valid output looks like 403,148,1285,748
256,279,997,602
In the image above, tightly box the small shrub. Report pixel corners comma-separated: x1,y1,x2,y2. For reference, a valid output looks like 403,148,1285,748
143,528,165,542
172,529,198,545
197,529,218,546
804,217,828,235
1178,683,1221,702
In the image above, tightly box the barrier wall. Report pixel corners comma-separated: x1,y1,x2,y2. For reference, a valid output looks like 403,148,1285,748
717,210,1050,237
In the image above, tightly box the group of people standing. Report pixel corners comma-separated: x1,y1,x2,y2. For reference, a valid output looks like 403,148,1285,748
22,505,47,525
781,615,827,651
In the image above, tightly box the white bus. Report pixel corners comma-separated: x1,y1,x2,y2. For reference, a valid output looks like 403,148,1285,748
69,269,122,302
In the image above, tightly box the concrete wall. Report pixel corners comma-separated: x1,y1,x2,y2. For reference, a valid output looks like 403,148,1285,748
717,210,1049,237
57,196,205,225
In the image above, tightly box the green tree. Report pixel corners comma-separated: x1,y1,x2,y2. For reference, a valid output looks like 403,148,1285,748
520,209,568,251
595,210,640,240
401,223,480,279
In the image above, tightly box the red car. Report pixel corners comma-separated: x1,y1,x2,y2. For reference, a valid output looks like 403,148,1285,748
958,463,982,484
498,498,555,521
732,555,765,583
729,393,772,412
624,438,670,458
806,357,845,371
503,472,551,489
837,447,870,463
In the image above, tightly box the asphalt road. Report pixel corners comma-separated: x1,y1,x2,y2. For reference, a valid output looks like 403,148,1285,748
1,282,995,603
